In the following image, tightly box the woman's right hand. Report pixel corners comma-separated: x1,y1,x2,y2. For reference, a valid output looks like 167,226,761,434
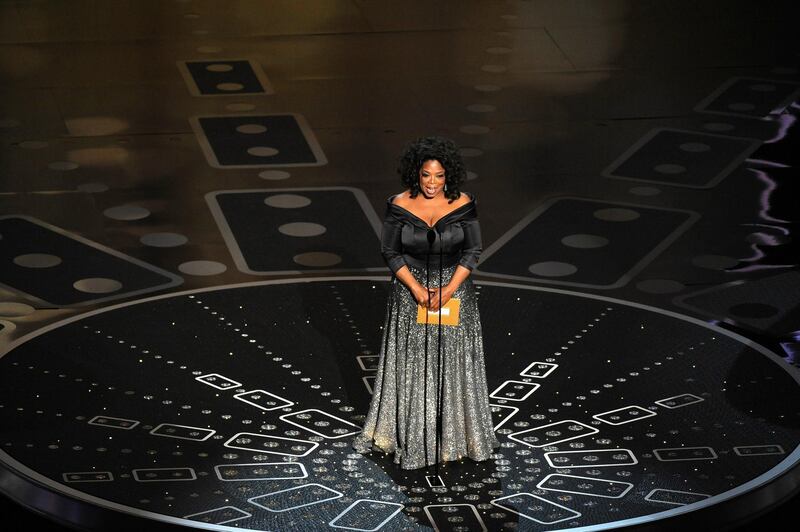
411,284,430,307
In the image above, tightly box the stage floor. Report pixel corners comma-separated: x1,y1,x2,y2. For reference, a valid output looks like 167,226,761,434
1,1,799,530
2,277,798,530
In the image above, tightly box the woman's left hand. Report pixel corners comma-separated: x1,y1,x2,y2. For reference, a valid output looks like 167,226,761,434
428,285,456,312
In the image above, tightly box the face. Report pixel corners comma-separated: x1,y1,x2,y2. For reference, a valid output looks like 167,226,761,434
418,159,446,199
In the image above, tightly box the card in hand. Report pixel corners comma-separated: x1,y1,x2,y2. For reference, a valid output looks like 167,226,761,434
417,297,460,325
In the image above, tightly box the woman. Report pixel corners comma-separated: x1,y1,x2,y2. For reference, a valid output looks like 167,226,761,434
353,136,501,470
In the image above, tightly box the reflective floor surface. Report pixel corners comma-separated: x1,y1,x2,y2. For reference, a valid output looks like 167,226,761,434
0,1,798,530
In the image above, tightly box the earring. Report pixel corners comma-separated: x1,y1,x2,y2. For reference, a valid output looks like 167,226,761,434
444,183,448,192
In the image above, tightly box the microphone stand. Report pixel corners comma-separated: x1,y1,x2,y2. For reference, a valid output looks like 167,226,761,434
435,226,444,481
423,228,434,476
425,228,446,487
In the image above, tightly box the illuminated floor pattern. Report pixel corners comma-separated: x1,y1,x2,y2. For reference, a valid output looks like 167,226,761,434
2,278,798,530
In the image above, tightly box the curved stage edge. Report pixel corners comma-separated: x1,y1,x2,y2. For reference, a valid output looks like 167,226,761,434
2,276,799,531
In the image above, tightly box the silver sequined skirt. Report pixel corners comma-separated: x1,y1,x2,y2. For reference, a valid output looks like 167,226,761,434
352,264,501,470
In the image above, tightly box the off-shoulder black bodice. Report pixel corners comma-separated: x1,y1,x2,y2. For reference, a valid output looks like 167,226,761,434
380,192,482,274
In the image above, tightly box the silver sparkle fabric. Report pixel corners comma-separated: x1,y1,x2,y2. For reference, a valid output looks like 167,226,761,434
353,263,501,469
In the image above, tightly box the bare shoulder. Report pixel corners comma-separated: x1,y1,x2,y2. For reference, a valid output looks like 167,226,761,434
391,190,412,206
451,192,473,207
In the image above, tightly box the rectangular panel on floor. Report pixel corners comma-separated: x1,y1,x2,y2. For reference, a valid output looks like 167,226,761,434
603,128,760,188
653,446,717,461
544,449,637,468
132,467,196,482
673,271,800,335
88,415,139,430
279,409,361,439
510,420,598,448
178,58,274,96
477,197,698,289
224,432,318,457
196,373,242,390
184,506,251,525
248,483,342,512
62,471,114,483
520,361,558,378
733,445,785,456
694,77,800,118
423,504,487,531
491,493,581,524
654,393,704,409
362,375,375,394
214,462,307,481
356,355,379,371
150,423,215,441
537,474,633,498
207,187,384,274
593,405,656,425
489,380,540,401
0,216,182,306
490,404,518,430
234,389,294,411
645,489,710,505
329,499,404,531
191,114,326,168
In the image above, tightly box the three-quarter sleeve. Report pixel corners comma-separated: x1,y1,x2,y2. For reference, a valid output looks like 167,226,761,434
381,209,407,274
458,214,482,271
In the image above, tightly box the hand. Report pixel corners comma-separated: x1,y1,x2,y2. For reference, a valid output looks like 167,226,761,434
428,285,456,312
411,284,430,308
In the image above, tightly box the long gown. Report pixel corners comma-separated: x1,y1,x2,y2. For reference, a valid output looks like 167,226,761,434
352,192,501,470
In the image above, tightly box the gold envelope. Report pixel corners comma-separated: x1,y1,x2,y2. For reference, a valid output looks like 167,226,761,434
417,298,461,326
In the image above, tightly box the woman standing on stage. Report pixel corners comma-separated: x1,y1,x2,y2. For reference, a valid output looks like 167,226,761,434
353,136,500,470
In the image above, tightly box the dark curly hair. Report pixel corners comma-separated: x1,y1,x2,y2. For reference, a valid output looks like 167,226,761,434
397,136,466,203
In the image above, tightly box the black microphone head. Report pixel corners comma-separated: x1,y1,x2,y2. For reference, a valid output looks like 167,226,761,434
427,228,436,245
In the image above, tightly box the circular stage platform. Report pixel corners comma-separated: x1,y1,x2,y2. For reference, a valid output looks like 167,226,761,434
2,277,799,530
